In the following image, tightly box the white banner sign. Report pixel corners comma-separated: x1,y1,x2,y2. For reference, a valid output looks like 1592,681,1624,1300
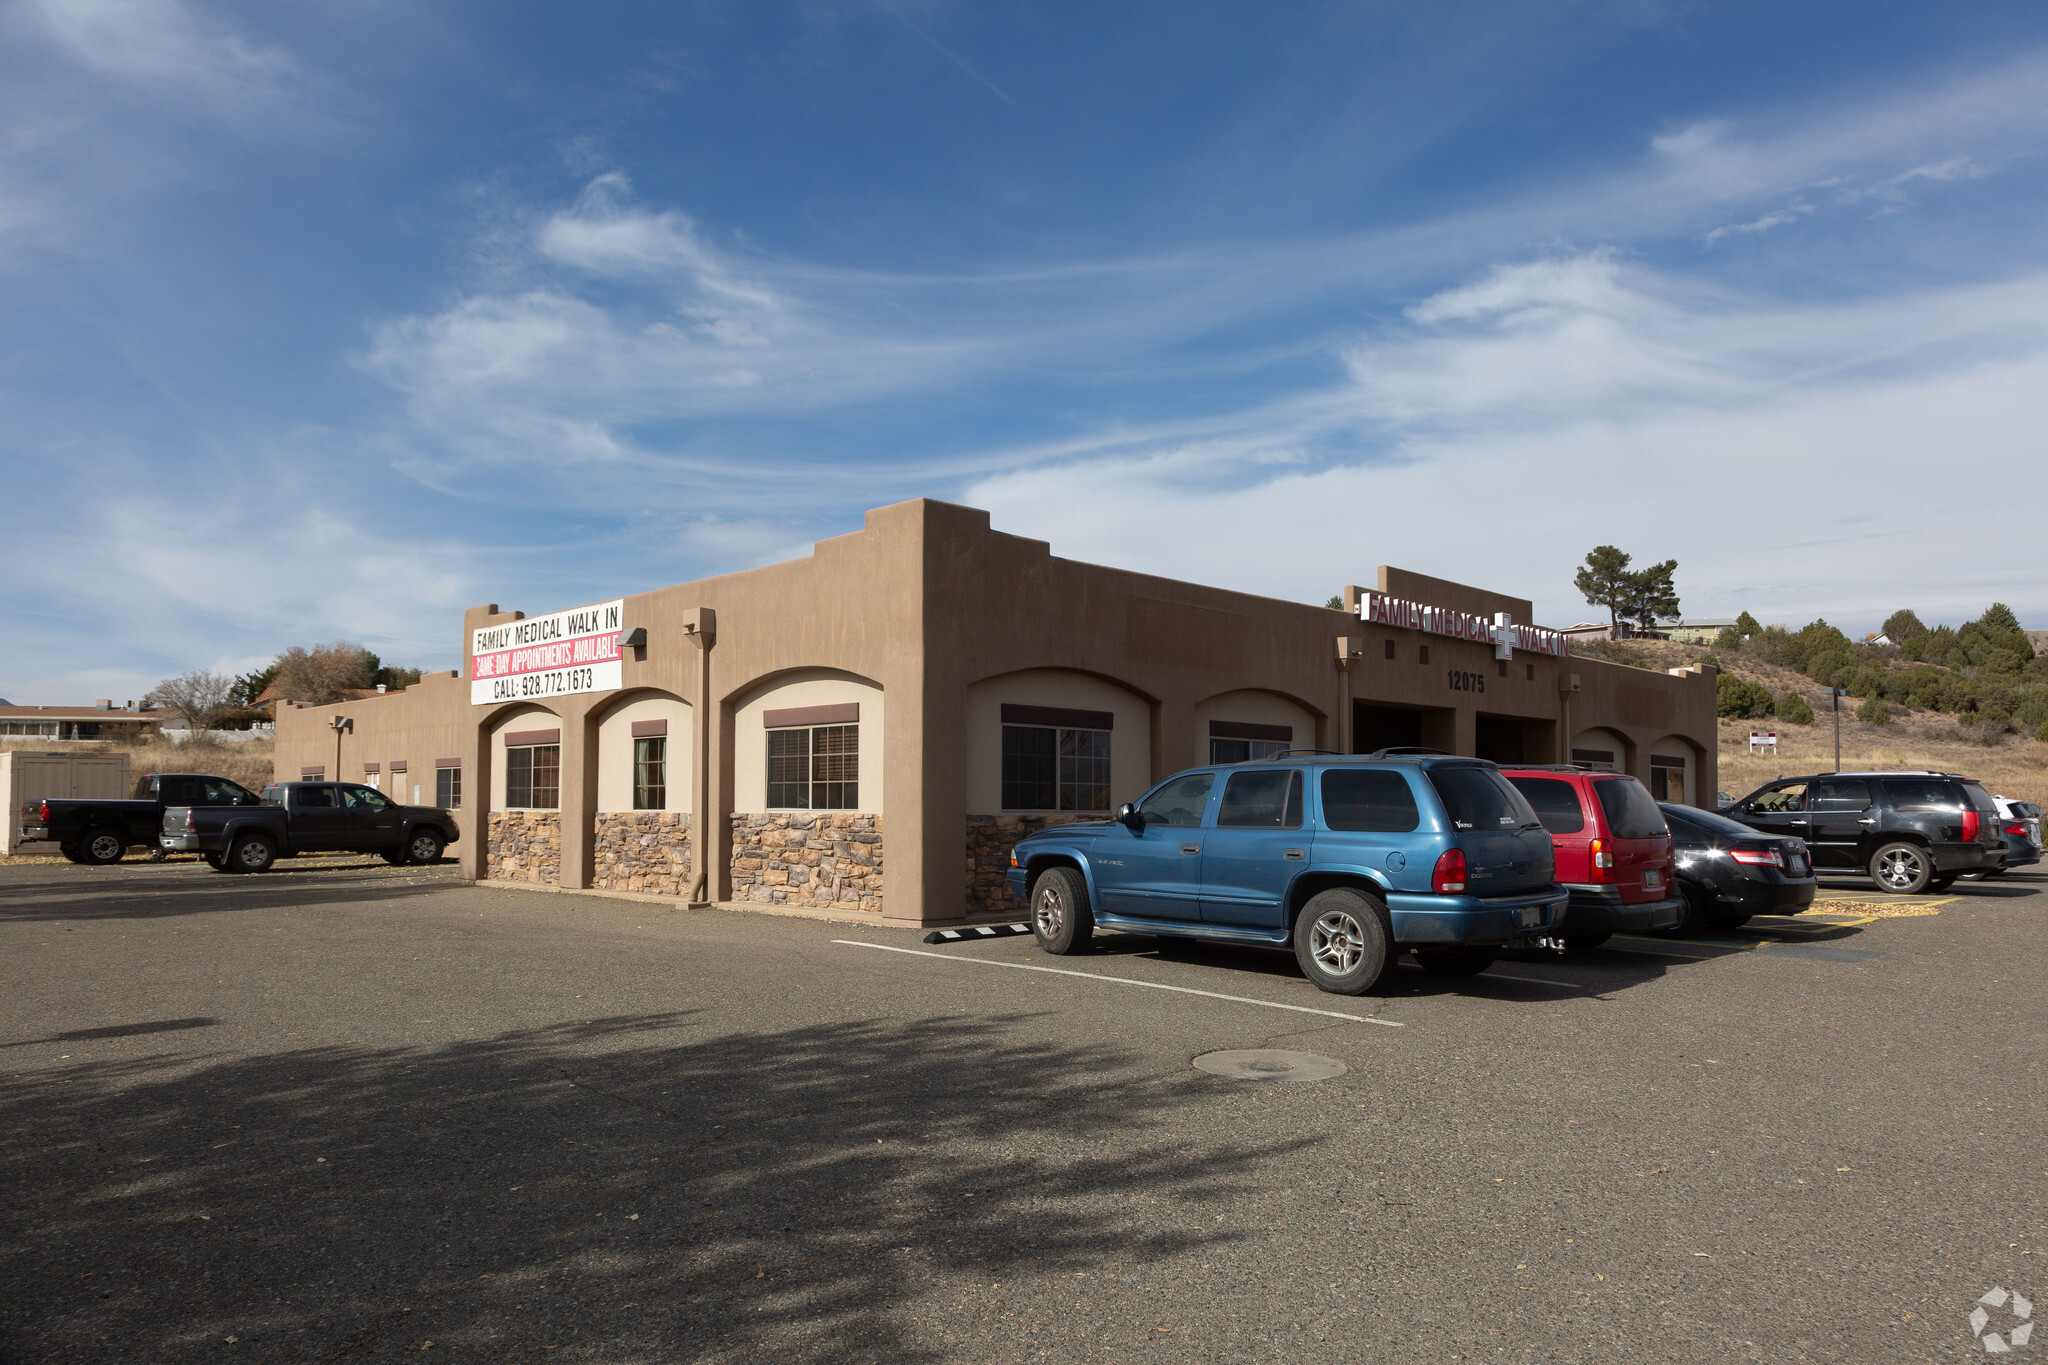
470,599,624,706
1357,591,1568,659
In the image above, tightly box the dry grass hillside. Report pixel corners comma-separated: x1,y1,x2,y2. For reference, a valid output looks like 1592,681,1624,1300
1571,638,2048,806
2,734,277,795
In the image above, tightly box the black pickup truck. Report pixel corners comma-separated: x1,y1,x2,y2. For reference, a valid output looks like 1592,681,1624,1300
160,779,460,873
24,772,265,865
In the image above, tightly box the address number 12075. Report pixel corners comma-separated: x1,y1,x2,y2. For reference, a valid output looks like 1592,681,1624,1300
1446,669,1486,694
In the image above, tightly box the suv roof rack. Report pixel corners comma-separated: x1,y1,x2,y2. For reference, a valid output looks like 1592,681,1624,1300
1268,748,1339,759
1367,746,1449,759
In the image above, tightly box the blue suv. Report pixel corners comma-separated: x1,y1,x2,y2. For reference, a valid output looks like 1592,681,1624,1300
1005,753,1567,995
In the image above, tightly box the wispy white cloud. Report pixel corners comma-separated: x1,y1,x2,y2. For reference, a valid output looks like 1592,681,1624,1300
18,0,297,101
961,254,2048,629
1702,199,1815,246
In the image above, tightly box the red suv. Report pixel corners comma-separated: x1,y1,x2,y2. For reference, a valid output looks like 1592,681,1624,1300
1499,766,1683,949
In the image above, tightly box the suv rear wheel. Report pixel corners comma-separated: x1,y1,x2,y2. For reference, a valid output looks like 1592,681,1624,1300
1293,888,1393,995
1870,841,1932,894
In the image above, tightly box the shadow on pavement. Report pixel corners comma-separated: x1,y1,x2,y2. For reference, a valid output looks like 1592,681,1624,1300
1,1012,1292,1364
0,866,457,925
0,1017,221,1049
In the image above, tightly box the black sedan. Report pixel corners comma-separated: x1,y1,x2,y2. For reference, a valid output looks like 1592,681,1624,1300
1660,802,1818,933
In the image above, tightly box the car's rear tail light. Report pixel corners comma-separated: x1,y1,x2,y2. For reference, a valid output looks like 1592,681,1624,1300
183,811,197,831
1730,844,1785,868
1431,848,1468,894
39,800,51,824
1588,838,1613,882
2003,822,2026,837
1961,810,1980,842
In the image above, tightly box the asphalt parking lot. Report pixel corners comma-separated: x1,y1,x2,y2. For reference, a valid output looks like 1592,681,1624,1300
2,857,2043,1364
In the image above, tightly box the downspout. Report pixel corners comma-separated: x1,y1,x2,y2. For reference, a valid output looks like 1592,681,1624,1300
1334,636,1359,754
685,608,716,905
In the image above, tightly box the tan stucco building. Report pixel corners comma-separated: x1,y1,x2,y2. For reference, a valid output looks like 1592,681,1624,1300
275,499,1718,927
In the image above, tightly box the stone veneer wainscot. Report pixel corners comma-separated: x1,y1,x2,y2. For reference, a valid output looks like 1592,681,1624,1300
591,812,693,896
487,810,561,886
965,813,1100,919
730,812,882,913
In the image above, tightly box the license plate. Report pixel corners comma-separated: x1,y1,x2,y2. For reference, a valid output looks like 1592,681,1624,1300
1789,856,1806,875
1515,905,1542,928
1643,870,1662,889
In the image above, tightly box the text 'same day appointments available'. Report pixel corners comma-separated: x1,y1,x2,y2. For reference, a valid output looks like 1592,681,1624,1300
470,600,624,705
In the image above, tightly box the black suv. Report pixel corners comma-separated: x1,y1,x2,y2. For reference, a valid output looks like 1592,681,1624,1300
1719,771,2006,894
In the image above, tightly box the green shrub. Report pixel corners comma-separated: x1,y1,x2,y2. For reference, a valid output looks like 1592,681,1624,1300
1717,674,1775,719
1859,697,1893,727
1778,692,1815,725
2036,720,2048,744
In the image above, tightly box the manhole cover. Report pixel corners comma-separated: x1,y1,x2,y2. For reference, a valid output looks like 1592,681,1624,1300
1192,1049,1347,1082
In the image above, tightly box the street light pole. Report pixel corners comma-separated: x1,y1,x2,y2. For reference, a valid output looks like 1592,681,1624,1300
1823,688,1845,773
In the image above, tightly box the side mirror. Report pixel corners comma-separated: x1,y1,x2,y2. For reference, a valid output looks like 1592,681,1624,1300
1116,802,1142,831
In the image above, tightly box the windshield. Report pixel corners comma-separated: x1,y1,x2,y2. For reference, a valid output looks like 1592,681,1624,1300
1137,773,1213,828
1426,766,1538,832
1594,777,1668,839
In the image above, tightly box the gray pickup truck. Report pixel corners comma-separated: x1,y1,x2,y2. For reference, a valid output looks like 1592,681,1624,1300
161,779,459,873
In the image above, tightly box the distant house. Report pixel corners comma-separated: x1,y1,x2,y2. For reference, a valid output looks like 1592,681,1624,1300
1656,618,1738,645
1863,631,1893,647
251,683,405,716
0,700,172,741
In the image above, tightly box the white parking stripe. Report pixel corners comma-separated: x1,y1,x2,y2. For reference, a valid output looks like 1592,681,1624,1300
832,941,1406,1026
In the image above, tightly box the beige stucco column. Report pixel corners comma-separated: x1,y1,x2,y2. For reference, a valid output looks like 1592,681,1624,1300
558,705,596,890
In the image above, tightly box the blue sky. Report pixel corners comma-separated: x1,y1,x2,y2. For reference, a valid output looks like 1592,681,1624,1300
4,0,2047,702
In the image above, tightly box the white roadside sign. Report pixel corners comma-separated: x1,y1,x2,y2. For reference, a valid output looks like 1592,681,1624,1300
470,599,624,706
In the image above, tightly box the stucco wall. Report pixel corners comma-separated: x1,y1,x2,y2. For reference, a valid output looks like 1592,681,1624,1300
1191,689,1321,762
962,668,1152,815
730,670,885,814
593,692,693,814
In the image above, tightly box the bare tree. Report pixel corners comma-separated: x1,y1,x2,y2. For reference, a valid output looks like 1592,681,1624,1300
145,670,236,732
270,641,378,706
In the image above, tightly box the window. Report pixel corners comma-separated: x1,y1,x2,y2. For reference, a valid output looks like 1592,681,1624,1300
1208,720,1292,766
1136,773,1213,828
1419,645,1430,665
1649,755,1688,802
1882,778,1957,812
1211,738,1289,764
507,745,560,809
1751,783,1807,812
1807,778,1870,812
1216,769,1304,829
1383,639,1396,660
634,736,667,810
436,764,462,810
1593,777,1668,839
1426,766,1537,832
1506,776,1586,834
297,785,337,808
1001,721,1111,811
1525,664,1536,682
1320,769,1420,833
766,725,858,809
342,785,390,810
1571,748,1616,771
